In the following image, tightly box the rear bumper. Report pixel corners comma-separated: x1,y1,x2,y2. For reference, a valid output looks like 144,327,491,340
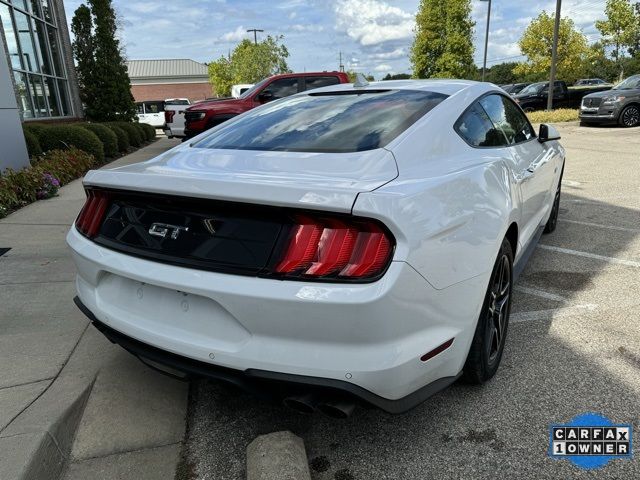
67,225,482,408
75,296,460,413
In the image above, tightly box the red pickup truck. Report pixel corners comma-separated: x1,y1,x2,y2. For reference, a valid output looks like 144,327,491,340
183,71,350,138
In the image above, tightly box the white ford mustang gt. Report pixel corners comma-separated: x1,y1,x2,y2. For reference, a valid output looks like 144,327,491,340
68,79,564,417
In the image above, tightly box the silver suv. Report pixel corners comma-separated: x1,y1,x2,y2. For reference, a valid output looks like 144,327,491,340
580,74,640,127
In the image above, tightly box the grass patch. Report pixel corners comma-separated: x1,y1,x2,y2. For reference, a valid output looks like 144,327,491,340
526,108,579,124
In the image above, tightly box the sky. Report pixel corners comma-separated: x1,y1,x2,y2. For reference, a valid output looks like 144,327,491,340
61,0,609,78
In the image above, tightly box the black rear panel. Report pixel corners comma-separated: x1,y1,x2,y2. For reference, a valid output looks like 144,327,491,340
95,191,286,275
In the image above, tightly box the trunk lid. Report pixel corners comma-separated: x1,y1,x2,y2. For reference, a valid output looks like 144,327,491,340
84,145,398,212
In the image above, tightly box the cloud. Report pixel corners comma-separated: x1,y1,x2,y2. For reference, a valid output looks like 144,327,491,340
220,26,248,43
333,0,414,46
290,24,325,33
370,48,407,60
374,63,393,72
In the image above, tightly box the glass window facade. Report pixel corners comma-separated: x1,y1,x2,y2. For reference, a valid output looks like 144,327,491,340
0,0,72,118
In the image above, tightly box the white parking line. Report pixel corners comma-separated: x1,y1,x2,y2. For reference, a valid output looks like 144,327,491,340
562,180,582,188
514,285,567,302
561,219,640,234
538,244,640,268
511,304,598,323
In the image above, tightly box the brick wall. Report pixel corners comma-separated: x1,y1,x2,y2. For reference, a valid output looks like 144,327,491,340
131,83,214,102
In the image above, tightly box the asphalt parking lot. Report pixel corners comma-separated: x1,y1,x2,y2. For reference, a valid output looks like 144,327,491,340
181,124,640,480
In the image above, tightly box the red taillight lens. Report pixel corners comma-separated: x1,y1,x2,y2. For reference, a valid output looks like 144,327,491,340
164,110,175,123
275,215,393,280
75,189,111,238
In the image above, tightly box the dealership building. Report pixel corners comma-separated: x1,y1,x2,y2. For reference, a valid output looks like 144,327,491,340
127,59,212,103
0,0,82,171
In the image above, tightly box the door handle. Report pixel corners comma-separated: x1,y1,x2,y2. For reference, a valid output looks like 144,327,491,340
516,169,535,183
527,157,549,173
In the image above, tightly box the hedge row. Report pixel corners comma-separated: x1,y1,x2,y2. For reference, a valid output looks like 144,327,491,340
22,121,156,161
0,148,94,218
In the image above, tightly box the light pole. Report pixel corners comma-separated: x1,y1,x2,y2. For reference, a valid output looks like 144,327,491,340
246,28,264,45
480,0,491,81
547,0,562,111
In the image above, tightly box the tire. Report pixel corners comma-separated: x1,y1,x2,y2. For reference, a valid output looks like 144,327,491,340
544,168,563,234
522,106,535,113
462,238,513,384
618,105,640,127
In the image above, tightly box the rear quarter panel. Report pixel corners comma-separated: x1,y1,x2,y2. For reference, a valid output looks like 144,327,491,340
353,87,520,290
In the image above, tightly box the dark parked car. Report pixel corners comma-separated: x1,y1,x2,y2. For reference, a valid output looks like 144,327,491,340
513,80,611,112
500,83,530,95
184,72,350,138
579,74,640,127
574,78,610,86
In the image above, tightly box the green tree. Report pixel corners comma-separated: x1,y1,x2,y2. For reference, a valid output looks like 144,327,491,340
596,0,639,79
70,5,94,107
514,11,590,84
579,42,618,82
71,1,136,121
345,71,375,82
381,73,412,80
208,36,290,97
411,0,475,79
484,62,520,84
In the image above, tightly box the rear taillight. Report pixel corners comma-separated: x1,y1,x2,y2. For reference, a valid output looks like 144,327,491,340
274,215,393,280
164,110,175,123
75,189,111,238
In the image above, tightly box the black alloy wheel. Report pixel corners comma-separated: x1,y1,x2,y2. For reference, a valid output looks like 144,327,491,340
544,178,562,234
619,105,640,127
462,238,513,384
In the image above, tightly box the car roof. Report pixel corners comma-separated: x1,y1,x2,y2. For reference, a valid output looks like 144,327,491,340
305,78,484,97
269,71,346,79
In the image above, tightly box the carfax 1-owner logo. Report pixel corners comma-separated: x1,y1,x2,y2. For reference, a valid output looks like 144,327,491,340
549,412,633,470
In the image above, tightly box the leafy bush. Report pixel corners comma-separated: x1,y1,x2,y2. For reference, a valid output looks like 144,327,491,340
108,122,142,147
80,123,118,157
23,130,42,157
139,123,156,141
526,109,579,124
37,125,104,163
0,148,94,218
22,123,49,138
104,124,130,152
132,122,147,142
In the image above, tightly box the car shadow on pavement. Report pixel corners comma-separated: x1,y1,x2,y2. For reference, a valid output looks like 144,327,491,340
180,190,640,480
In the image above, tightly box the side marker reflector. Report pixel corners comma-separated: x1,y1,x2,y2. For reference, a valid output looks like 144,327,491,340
420,338,454,362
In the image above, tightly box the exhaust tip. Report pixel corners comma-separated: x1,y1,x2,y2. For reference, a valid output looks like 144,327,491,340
317,401,355,419
283,395,316,414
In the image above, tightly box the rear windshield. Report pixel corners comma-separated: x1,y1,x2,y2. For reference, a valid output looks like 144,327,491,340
193,90,448,153
165,99,190,105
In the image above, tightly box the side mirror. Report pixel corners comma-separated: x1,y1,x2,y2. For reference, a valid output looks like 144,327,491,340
538,123,561,142
257,90,274,103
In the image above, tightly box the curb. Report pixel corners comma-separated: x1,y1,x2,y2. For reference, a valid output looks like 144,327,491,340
0,326,119,480
246,431,311,480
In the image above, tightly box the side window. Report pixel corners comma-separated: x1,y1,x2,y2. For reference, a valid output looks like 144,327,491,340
455,102,508,148
304,76,340,91
264,78,299,100
136,103,144,114
480,94,534,145
501,97,535,143
144,101,164,114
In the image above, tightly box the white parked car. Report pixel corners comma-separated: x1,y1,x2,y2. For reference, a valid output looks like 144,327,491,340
68,80,564,417
135,100,165,128
163,98,191,138
231,83,254,98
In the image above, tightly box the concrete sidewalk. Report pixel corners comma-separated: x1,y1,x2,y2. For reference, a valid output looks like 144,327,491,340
0,138,187,480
